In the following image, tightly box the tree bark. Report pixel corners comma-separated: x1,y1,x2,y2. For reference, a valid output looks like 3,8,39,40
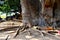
20,0,42,27
54,0,60,20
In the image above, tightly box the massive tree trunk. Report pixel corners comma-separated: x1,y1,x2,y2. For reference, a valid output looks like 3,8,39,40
20,0,42,27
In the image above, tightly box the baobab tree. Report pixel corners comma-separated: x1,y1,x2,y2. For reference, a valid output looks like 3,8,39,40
20,0,59,27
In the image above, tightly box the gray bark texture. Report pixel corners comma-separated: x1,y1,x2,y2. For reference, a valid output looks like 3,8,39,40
20,0,42,27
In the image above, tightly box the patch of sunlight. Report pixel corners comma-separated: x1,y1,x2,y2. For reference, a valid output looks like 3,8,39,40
1,13,6,19
30,38,39,40
25,35,33,39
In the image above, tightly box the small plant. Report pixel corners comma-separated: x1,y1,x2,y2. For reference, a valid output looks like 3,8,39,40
0,0,20,12
0,4,11,13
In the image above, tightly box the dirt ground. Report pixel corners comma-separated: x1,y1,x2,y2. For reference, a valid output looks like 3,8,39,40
0,21,60,40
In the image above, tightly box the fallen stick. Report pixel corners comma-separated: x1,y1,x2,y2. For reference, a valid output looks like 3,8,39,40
13,28,20,38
